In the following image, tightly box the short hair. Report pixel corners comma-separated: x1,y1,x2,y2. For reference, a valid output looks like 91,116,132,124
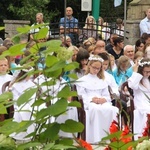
113,37,124,46
116,18,123,25
36,13,43,18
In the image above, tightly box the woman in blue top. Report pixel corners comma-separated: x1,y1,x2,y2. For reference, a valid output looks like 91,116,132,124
113,55,133,87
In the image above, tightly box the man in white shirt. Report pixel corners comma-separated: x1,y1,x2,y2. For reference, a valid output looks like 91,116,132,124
30,12,51,42
139,8,150,36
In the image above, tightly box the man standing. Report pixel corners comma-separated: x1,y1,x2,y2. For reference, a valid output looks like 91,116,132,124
59,7,78,45
139,8,150,36
30,12,50,42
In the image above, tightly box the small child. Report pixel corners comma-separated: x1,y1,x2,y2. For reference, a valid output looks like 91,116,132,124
0,57,13,94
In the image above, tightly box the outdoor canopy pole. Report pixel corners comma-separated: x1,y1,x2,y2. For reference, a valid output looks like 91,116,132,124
124,0,127,45
92,0,100,22
64,0,67,43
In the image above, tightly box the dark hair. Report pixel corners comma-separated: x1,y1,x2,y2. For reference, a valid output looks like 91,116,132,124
76,48,89,72
138,58,150,81
98,52,112,71
113,37,124,46
135,38,145,52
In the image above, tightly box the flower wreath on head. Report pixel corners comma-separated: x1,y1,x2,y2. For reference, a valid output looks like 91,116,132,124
138,58,150,67
88,55,104,63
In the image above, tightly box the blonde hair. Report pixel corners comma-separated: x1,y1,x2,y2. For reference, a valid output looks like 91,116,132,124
84,16,96,29
85,55,105,79
117,55,130,75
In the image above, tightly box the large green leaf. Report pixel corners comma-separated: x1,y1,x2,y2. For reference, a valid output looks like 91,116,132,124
57,86,77,98
36,99,68,119
45,55,58,67
45,60,66,72
43,122,60,140
43,143,55,150
17,142,42,150
64,62,79,71
15,121,34,134
34,27,48,40
60,119,84,133
16,25,31,34
68,101,81,108
0,104,7,114
0,122,20,135
59,138,73,146
46,40,62,52
0,92,13,103
3,43,25,56
17,88,37,107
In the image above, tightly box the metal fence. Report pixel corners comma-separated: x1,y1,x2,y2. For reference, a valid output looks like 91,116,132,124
49,22,129,46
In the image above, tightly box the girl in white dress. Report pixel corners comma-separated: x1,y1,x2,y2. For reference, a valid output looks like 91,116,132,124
34,74,78,138
75,55,118,144
128,58,150,140
10,67,36,142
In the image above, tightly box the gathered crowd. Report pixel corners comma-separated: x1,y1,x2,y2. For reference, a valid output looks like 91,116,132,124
0,6,150,145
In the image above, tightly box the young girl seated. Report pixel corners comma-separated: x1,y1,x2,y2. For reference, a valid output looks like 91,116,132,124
75,55,118,144
128,58,150,140
9,67,36,142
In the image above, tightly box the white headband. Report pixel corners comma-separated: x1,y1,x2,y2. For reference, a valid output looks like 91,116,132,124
89,56,104,62
138,59,150,67
22,67,34,72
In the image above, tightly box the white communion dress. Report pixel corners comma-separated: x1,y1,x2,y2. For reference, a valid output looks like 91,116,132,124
10,79,36,141
128,72,150,140
75,73,118,144
34,74,78,138
0,74,13,94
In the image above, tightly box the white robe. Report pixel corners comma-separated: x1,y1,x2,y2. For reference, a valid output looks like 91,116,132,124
0,74,13,94
75,73,118,144
128,72,150,140
34,75,78,138
10,79,36,141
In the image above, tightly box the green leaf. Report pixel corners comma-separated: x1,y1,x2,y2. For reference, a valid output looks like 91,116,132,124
67,73,78,80
0,27,5,31
0,104,7,114
35,27,48,40
48,98,68,116
57,86,71,98
17,142,42,150
45,60,66,72
45,55,58,67
68,101,81,108
32,99,45,107
17,88,37,107
43,143,55,150
3,43,25,56
15,121,34,134
60,119,84,133
52,144,75,149
59,138,73,146
0,122,20,135
16,25,31,34
102,131,122,141
0,92,13,103
109,141,125,149
47,40,62,52
44,122,60,140
36,99,68,119
64,62,79,71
